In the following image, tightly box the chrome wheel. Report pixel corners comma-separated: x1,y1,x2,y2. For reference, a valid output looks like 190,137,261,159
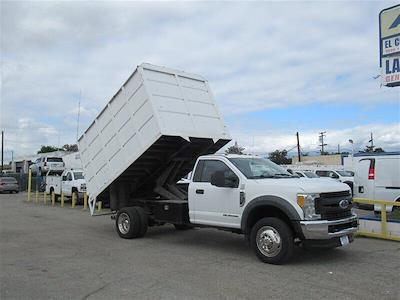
117,212,130,235
256,226,282,257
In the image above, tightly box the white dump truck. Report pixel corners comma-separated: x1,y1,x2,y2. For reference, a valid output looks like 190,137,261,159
78,63,358,264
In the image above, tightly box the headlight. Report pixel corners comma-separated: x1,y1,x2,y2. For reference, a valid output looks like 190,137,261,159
297,193,321,220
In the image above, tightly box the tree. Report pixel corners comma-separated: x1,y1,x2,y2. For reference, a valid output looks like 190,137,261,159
363,146,385,153
62,144,78,152
225,141,245,155
37,145,60,154
268,150,292,165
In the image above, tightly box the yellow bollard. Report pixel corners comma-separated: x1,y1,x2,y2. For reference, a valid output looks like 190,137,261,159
83,193,88,210
61,192,64,207
35,190,39,203
51,191,55,206
381,203,388,235
27,169,32,202
97,201,102,212
71,192,76,208
43,191,47,205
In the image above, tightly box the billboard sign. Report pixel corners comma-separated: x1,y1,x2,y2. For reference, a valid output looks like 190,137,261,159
380,5,400,87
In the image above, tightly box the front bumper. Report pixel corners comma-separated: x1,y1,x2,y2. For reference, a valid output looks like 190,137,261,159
300,214,358,239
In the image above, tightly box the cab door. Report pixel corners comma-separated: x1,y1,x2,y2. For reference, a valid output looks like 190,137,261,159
189,159,241,229
62,172,73,196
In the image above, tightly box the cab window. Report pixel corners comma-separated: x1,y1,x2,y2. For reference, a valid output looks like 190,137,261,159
316,170,329,177
193,160,238,186
66,172,73,181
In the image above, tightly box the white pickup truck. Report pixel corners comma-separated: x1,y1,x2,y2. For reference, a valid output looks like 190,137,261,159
45,169,86,202
78,64,358,264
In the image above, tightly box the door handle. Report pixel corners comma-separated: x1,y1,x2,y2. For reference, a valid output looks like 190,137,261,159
196,189,204,194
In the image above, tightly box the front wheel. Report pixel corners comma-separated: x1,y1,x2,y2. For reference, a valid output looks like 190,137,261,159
250,217,294,264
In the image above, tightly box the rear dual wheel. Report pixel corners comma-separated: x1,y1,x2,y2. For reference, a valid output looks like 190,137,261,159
116,207,148,239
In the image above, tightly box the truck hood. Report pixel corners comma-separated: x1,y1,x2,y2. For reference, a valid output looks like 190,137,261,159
252,178,350,194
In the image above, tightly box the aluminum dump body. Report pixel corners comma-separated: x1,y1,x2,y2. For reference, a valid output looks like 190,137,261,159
78,64,230,212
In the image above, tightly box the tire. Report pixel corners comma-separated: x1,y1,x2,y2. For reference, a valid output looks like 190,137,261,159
115,207,142,239
135,206,148,237
174,224,194,230
250,217,294,265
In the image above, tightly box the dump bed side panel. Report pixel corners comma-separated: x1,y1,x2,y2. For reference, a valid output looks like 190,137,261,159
141,65,228,140
79,64,230,202
79,70,161,200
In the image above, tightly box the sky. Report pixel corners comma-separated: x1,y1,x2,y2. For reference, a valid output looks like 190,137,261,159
1,1,399,161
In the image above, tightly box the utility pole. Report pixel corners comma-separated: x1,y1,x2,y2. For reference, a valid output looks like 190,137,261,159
76,90,81,142
319,131,327,155
296,132,301,162
1,131,3,173
337,144,340,154
369,132,374,150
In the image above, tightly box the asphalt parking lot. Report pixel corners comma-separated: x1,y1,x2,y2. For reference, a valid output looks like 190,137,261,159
1,192,399,300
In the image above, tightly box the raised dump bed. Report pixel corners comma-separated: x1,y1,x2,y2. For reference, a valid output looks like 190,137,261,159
78,63,230,214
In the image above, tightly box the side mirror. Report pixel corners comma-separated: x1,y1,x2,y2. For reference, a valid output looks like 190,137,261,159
226,176,239,188
62,176,67,181
211,171,225,187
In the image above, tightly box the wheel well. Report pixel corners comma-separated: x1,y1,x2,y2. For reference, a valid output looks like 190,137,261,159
344,181,354,194
245,205,296,237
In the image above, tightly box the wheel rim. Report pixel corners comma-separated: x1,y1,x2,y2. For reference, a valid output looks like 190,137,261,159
117,212,130,235
256,226,282,257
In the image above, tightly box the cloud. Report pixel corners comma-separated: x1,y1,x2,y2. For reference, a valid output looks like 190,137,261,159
1,1,399,158
231,122,400,155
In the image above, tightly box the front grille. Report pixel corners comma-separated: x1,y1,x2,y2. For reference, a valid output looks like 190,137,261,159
319,190,351,199
316,191,352,221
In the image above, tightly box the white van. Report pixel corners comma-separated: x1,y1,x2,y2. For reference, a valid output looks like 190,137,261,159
353,152,400,212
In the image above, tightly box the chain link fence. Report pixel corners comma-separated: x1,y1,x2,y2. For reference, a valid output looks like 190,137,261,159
1,173,45,192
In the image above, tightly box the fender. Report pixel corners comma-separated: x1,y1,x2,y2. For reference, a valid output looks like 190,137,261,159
241,195,302,231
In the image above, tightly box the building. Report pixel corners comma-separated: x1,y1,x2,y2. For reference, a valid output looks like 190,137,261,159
291,154,349,166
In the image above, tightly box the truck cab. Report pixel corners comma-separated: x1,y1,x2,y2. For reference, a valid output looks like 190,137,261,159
185,154,358,263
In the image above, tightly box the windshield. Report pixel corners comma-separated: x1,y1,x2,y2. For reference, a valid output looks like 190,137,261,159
336,170,353,177
304,171,319,178
48,157,63,162
228,157,293,179
73,172,84,179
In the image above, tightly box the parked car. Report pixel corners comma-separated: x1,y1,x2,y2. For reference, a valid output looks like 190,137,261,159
0,177,19,193
353,152,400,213
29,156,65,176
294,170,320,179
45,169,86,202
314,169,354,193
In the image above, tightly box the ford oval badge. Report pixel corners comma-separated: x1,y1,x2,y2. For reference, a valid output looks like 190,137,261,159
339,199,350,209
